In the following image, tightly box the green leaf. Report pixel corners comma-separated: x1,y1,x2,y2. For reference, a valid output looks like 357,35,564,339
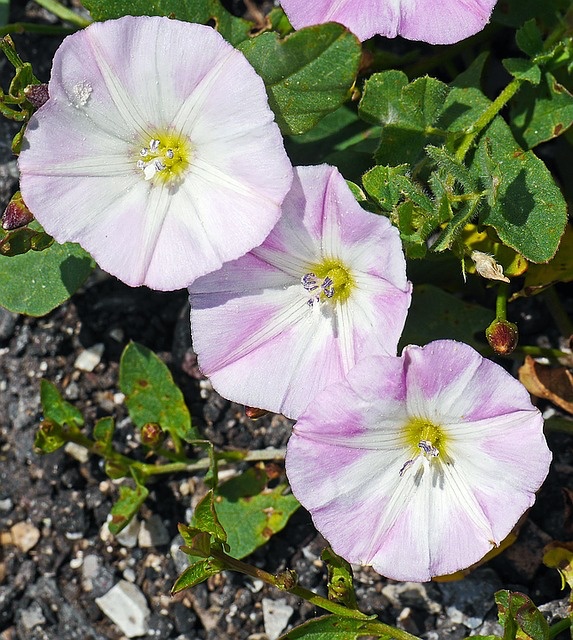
40,379,84,428
278,615,400,639
358,70,409,125
34,420,66,454
193,490,228,544
399,284,492,350
93,417,115,454
213,466,300,559
495,590,550,640
0,238,94,316
322,548,358,610
361,74,451,166
510,71,573,148
515,20,543,57
119,342,198,442
239,23,361,135
471,116,567,263
502,58,541,84
108,483,149,535
171,557,225,595
81,0,252,45
362,164,412,212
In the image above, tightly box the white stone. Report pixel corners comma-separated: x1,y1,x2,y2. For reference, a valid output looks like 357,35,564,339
262,598,293,640
95,580,150,638
74,343,104,372
64,441,89,463
115,517,141,549
20,602,46,630
138,515,170,548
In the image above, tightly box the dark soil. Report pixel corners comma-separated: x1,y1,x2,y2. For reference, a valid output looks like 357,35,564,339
0,2,572,639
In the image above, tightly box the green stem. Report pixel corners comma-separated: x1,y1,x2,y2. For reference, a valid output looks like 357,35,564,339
455,77,523,162
0,22,76,37
62,425,286,479
33,0,91,27
495,282,509,322
209,548,419,639
514,345,569,359
548,615,571,639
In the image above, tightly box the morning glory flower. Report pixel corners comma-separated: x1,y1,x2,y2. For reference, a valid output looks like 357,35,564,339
286,340,552,581
189,164,412,419
280,0,498,44
18,16,292,290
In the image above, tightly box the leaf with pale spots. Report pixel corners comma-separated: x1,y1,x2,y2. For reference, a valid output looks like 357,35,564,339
202,466,299,559
108,483,149,535
119,342,198,442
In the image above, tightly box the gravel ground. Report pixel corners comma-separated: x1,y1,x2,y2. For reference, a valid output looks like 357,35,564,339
1,2,572,639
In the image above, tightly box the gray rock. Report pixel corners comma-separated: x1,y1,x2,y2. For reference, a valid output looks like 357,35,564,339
18,602,45,631
138,514,170,548
437,568,502,630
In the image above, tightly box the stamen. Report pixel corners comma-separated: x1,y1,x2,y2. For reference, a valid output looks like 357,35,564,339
301,272,337,306
418,440,439,457
399,440,440,477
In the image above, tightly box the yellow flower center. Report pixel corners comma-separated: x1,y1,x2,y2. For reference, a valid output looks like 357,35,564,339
399,417,448,476
136,130,191,186
301,259,354,307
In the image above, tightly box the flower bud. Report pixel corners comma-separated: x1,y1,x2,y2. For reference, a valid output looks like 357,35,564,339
486,319,519,355
2,191,34,230
24,83,50,109
140,422,165,448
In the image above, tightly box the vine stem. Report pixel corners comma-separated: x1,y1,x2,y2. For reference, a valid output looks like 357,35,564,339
495,282,509,322
33,0,91,27
61,427,285,478
209,548,421,640
455,77,522,162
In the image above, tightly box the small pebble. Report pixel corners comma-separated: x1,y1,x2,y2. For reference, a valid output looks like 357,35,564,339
10,522,40,553
262,598,293,640
95,580,150,638
74,343,105,372
64,441,89,463
138,514,170,548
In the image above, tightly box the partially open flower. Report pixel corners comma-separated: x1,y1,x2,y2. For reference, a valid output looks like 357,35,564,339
18,16,292,290
286,339,551,581
189,164,412,419
280,0,498,44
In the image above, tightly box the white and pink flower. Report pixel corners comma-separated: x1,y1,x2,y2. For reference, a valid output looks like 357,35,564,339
18,16,292,290
280,0,498,44
286,339,552,581
189,164,412,419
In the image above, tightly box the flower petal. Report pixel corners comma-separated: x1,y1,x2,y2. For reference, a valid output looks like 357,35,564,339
19,16,292,291
287,342,552,581
280,0,497,44
190,164,411,418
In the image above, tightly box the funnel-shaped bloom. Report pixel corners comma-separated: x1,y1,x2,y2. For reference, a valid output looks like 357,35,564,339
286,340,551,581
280,0,498,44
18,16,292,290
189,164,411,419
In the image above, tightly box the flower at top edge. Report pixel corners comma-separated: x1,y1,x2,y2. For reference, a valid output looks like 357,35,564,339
279,0,498,44
286,339,552,582
18,16,293,291
189,164,412,420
